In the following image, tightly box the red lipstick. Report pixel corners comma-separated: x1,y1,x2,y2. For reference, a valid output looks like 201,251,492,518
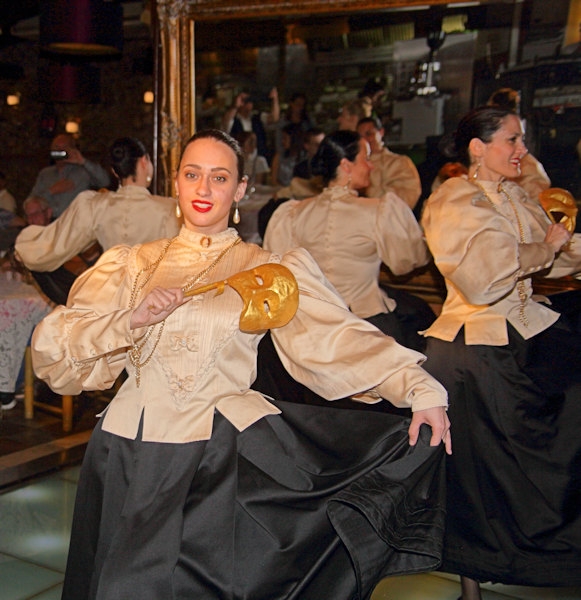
192,200,212,213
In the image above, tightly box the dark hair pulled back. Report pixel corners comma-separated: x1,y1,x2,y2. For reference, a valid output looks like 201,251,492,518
178,129,245,182
439,106,513,167
310,130,361,186
110,137,148,180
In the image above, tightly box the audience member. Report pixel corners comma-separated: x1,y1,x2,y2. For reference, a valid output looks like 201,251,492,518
275,92,313,153
15,137,180,304
25,133,110,218
0,170,16,214
0,172,26,252
222,88,280,163
15,197,97,305
0,205,39,411
0,208,24,229
0,208,25,252
235,131,270,187
281,92,312,130
421,106,581,600
197,87,221,130
358,77,386,122
357,116,422,210
270,123,303,187
292,127,325,179
336,98,370,131
22,196,53,225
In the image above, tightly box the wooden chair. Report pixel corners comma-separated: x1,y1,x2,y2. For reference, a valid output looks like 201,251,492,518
23,346,74,432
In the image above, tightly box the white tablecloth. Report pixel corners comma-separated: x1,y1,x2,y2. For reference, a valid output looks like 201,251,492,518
0,277,51,393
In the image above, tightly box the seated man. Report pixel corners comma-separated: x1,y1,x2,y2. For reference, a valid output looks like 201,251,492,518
26,133,110,218
13,197,97,305
357,117,421,210
293,127,325,180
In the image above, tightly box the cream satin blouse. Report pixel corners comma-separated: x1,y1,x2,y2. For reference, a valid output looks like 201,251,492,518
421,177,581,345
365,147,422,210
16,186,181,272
31,227,447,444
263,186,429,319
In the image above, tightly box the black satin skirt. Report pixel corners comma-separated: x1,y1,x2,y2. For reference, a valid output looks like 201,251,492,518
61,399,445,600
376,285,437,353
423,320,581,586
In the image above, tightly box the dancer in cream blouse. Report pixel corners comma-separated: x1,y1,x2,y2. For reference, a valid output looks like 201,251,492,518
264,129,432,351
421,106,581,600
16,137,180,273
32,129,450,600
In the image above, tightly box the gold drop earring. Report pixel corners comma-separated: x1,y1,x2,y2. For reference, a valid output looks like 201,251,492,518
233,201,241,224
472,162,481,180
175,199,182,218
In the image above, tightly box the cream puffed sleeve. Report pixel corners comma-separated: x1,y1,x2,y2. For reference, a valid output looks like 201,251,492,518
271,248,448,412
262,199,299,255
31,245,136,395
422,179,557,306
15,190,100,272
375,191,430,276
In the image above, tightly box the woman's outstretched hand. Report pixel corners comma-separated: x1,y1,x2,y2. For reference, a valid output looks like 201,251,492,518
130,287,189,329
408,406,452,455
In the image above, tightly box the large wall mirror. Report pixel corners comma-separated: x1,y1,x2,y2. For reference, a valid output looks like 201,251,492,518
154,0,581,199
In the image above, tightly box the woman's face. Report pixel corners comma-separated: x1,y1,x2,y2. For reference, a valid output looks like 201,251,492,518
476,114,528,182
175,137,246,234
349,139,373,191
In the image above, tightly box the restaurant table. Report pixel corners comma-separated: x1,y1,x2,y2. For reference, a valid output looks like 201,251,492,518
0,275,51,397
0,274,78,430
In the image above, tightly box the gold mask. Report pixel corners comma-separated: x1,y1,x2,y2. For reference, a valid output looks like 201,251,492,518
184,263,299,332
539,187,578,233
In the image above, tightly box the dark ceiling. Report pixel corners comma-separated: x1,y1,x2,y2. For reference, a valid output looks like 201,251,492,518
0,1,512,53
0,0,40,47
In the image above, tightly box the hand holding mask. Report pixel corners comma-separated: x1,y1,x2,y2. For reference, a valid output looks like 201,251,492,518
183,263,299,332
539,187,578,233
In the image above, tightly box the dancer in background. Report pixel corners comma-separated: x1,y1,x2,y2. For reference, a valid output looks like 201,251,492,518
421,106,581,599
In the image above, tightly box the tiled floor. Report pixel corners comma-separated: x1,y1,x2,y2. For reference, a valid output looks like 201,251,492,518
1,394,580,600
1,464,581,600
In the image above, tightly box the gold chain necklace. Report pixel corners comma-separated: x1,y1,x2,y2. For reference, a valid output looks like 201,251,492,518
181,237,241,293
128,235,242,386
474,180,529,327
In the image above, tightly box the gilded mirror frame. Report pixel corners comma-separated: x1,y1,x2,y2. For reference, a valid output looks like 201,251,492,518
153,0,485,195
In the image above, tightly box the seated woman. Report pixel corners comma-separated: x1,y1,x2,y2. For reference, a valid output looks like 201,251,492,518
420,106,581,599
263,130,434,352
15,137,181,304
32,129,450,600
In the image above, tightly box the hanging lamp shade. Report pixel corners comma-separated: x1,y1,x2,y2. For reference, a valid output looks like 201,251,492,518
40,0,123,56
